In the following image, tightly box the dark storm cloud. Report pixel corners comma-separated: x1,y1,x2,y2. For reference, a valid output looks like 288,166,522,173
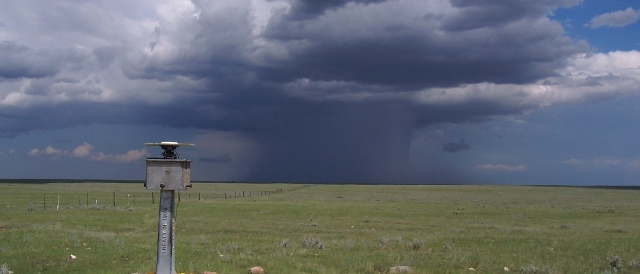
442,140,470,153
444,0,581,31
1,0,620,183
286,0,387,20
0,42,61,79
259,1,586,89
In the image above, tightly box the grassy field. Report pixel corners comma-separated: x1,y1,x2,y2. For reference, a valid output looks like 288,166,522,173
1,182,640,273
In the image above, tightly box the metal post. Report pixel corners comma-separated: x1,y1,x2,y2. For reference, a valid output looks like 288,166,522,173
156,190,176,274
145,141,194,274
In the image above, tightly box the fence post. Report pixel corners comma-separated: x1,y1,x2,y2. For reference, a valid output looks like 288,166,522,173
43,194,46,210
199,193,201,201
86,193,89,207
113,192,116,207
152,192,155,204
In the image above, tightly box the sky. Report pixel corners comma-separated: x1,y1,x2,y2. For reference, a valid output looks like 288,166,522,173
1,0,639,185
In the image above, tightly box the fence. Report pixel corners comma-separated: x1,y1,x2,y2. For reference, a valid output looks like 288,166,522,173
12,188,286,211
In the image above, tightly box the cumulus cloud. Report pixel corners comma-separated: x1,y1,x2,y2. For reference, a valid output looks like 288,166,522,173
114,149,149,163
72,142,94,157
43,146,63,155
588,7,640,28
2,0,640,182
28,143,148,163
28,146,64,156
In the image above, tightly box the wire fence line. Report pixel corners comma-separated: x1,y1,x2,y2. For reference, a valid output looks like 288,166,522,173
8,188,285,211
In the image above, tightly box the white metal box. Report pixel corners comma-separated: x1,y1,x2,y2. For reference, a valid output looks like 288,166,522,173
145,159,191,190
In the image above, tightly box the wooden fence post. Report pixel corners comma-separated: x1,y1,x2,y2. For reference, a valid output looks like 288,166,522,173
152,192,155,204
113,192,116,207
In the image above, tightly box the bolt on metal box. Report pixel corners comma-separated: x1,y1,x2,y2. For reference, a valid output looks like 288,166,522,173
145,158,191,190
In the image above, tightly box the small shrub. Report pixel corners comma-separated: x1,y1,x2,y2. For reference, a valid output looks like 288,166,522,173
280,239,288,248
608,255,623,271
603,228,625,233
90,204,105,210
0,263,11,274
519,264,550,273
220,255,232,264
379,237,389,248
410,239,422,250
373,263,387,273
302,236,324,249
442,243,452,253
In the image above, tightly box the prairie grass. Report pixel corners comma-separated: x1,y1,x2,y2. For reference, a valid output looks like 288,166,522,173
1,182,640,273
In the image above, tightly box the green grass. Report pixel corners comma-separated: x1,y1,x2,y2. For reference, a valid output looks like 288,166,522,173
1,182,640,273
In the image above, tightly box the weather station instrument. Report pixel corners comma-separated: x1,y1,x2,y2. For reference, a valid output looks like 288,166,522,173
145,141,194,274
